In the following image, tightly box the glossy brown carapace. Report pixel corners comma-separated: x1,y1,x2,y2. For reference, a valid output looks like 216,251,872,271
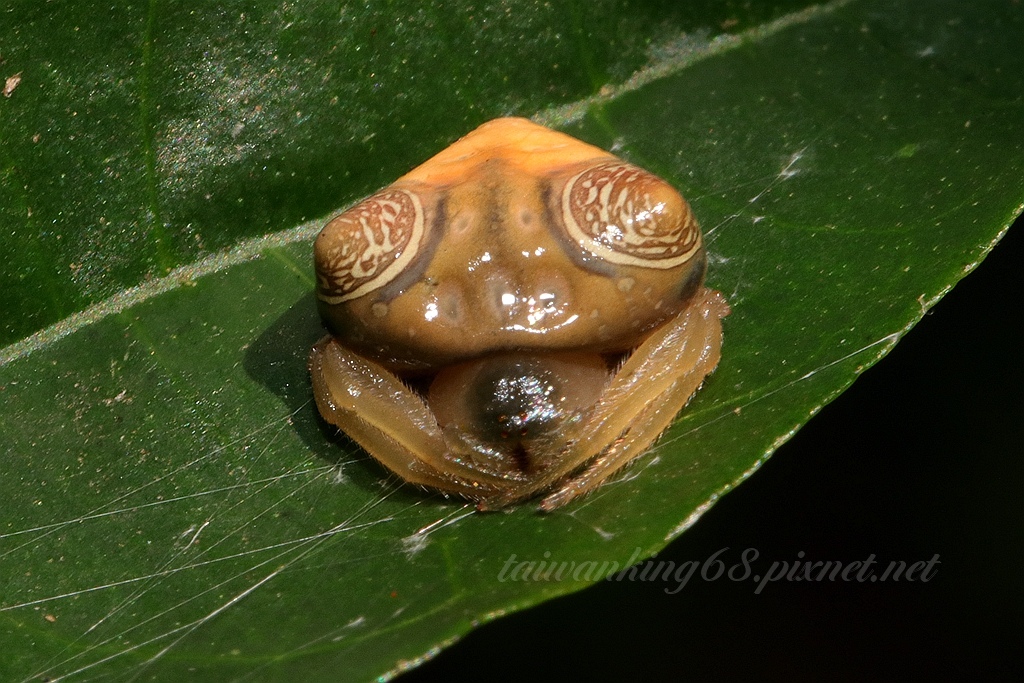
314,117,706,372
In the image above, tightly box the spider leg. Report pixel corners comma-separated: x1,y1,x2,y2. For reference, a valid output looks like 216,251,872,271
310,337,508,499
538,356,712,510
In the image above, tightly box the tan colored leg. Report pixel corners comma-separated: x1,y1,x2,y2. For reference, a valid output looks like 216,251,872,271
309,337,506,498
478,288,729,510
538,357,712,510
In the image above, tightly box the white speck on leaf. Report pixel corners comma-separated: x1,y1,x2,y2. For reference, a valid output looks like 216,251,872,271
3,72,22,97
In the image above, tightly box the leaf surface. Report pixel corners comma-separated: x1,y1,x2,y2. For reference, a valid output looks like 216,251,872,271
1,1,1021,680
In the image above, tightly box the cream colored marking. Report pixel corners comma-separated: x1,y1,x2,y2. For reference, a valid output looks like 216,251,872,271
319,188,425,304
560,162,701,269
371,302,389,318
617,277,636,293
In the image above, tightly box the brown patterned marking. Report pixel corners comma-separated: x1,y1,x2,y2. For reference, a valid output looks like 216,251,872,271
561,162,700,269
316,188,425,303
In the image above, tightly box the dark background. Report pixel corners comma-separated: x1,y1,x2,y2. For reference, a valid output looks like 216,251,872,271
404,216,1022,682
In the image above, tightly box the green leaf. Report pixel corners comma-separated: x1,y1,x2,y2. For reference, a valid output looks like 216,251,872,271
1,1,1021,681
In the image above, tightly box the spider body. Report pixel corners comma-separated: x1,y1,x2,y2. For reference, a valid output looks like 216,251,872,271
310,117,728,510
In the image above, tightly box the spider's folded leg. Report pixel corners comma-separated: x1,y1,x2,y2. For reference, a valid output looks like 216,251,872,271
309,337,507,500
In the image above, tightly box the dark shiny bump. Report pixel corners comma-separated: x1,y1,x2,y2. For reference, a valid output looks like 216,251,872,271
471,358,565,442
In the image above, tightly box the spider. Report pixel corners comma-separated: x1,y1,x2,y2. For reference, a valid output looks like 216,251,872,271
309,117,728,511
